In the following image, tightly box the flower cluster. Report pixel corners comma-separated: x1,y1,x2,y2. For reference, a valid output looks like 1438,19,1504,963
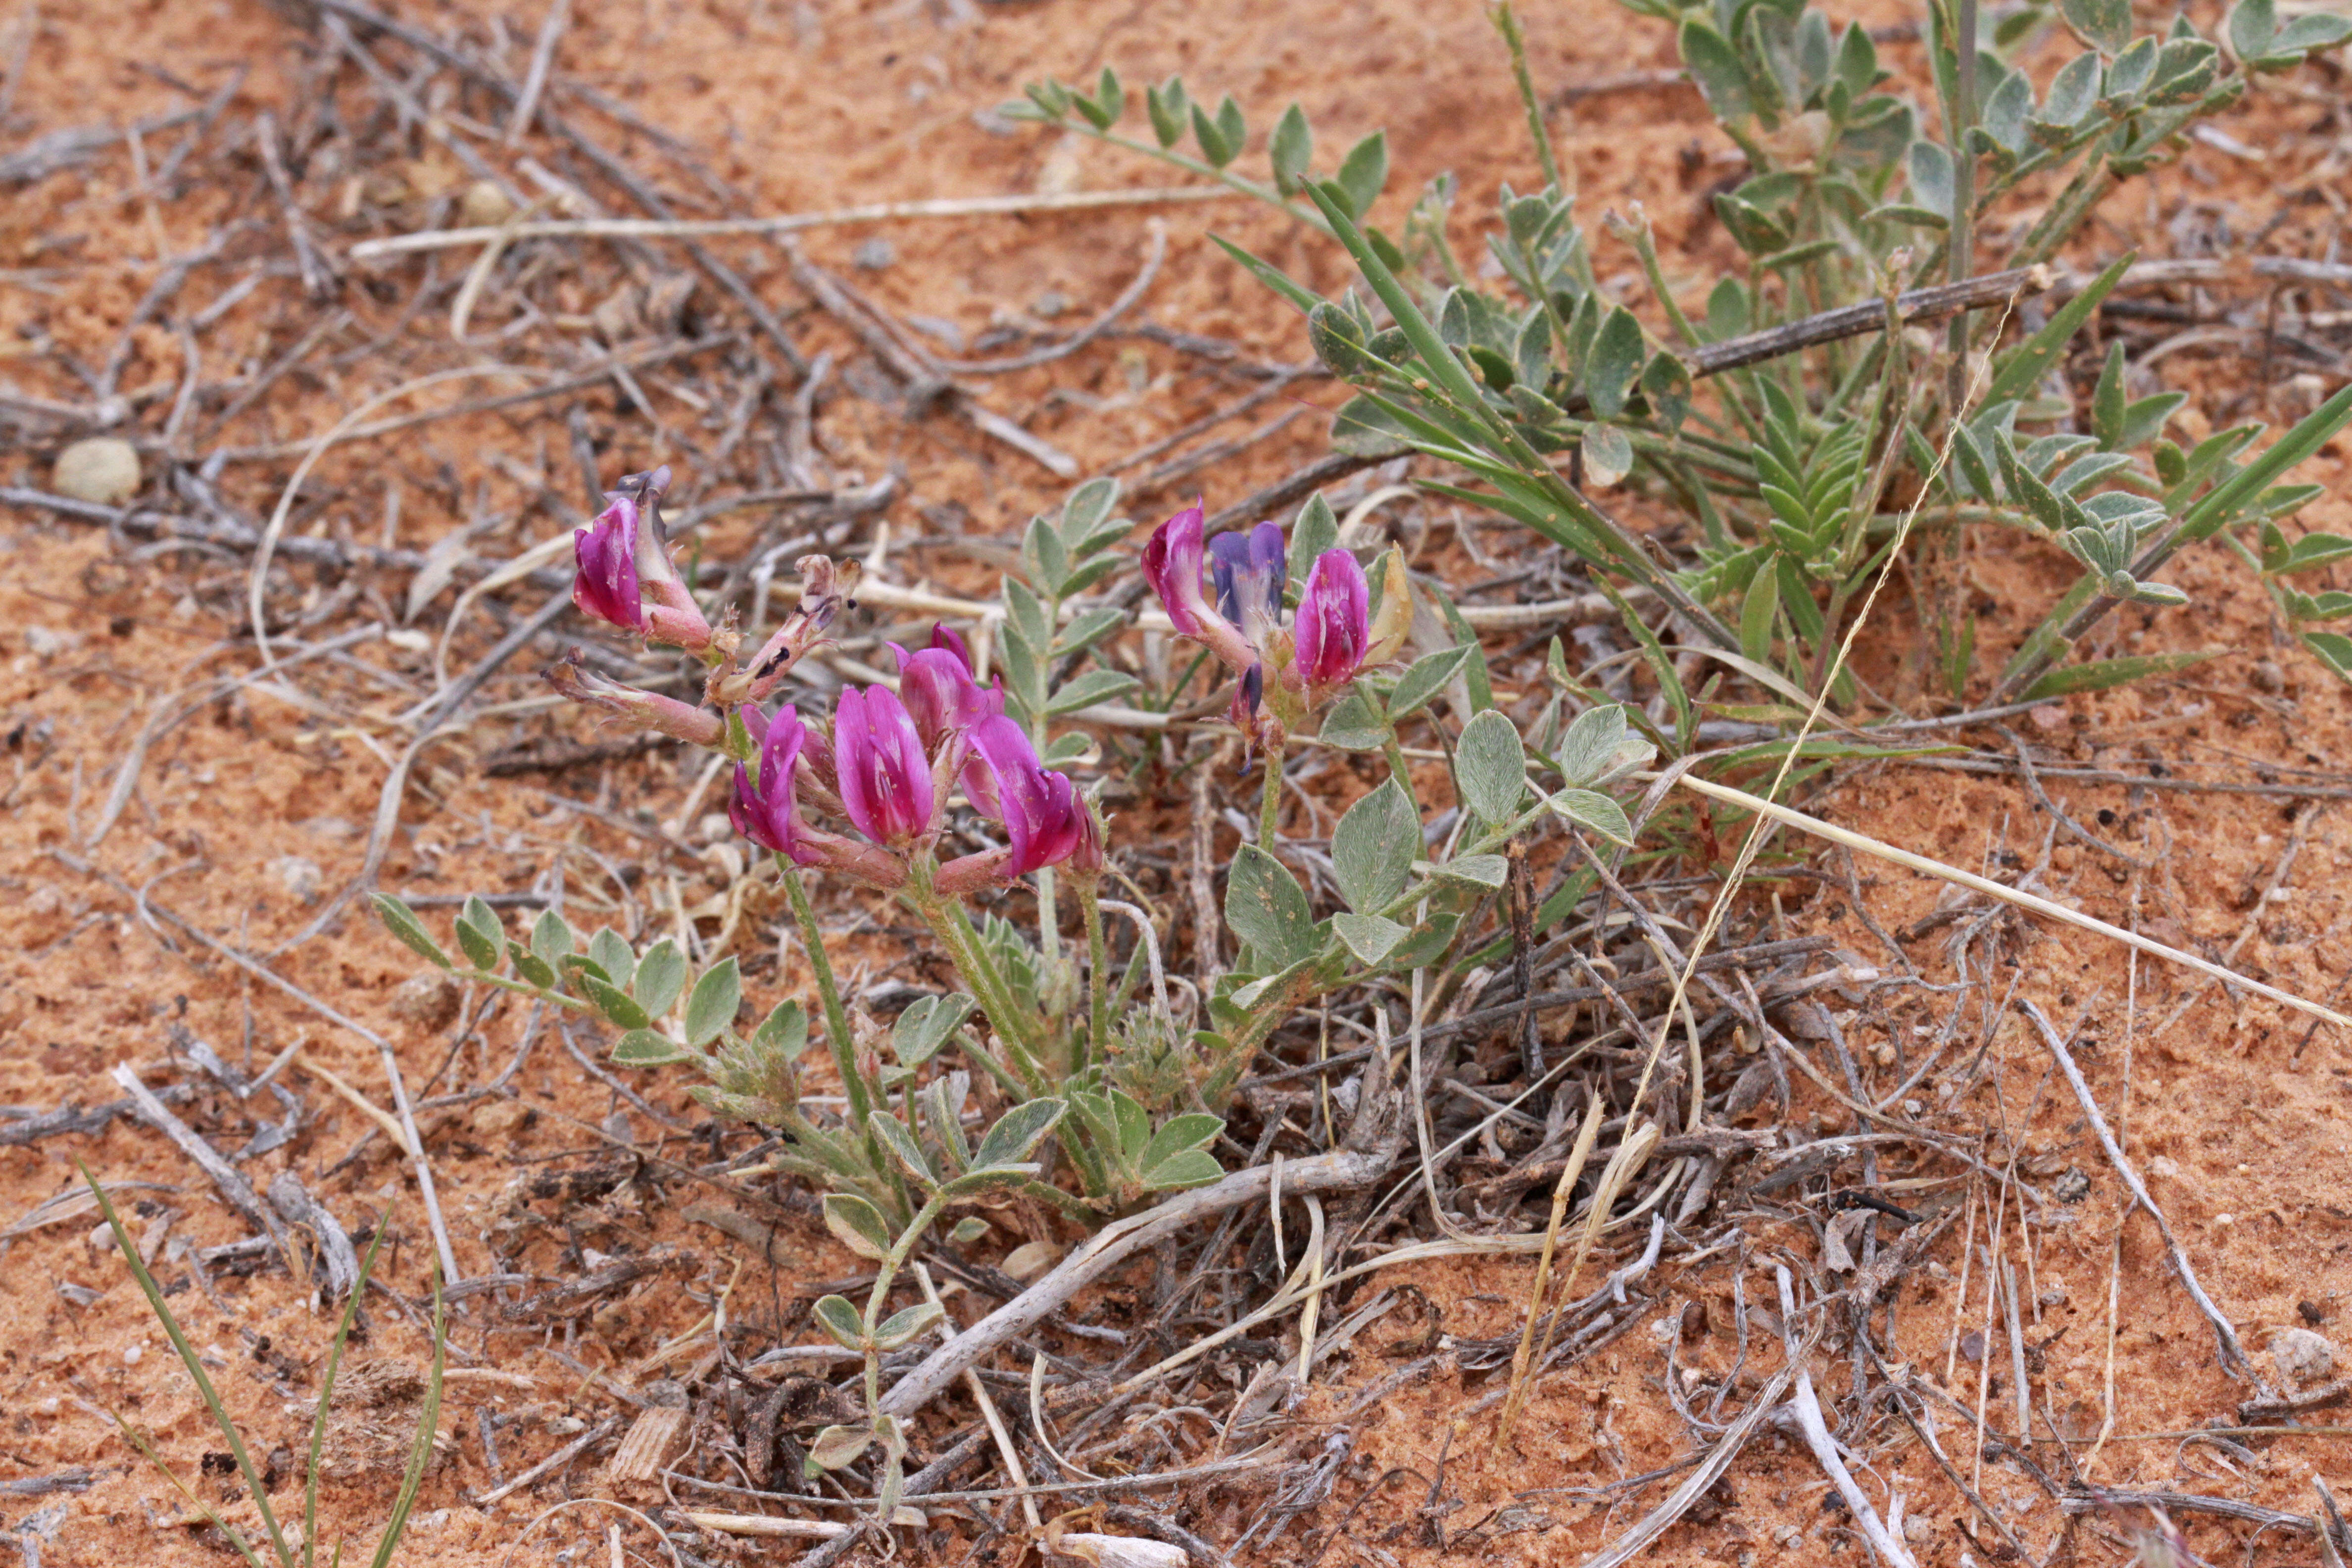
727,627,1099,892
1141,500,1405,744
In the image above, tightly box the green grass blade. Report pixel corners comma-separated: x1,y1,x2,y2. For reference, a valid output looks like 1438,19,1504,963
1208,235,1321,314
111,1415,277,1568
1982,251,2133,407
308,1221,394,1568
367,1268,445,1568
80,1161,296,1568
2169,383,2352,549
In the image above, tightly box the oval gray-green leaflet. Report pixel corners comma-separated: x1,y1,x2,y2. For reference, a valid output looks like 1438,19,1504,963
805,1422,872,1472
1454,709,1527,825
683,958,741,1048
1332,780,1420,914
822,1193,894,1262
1581,422,1634,489
370,894,451,970
871,1302,944,1352
811,1295,868,1352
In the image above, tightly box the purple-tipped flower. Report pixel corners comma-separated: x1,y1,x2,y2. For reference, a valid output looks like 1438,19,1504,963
570,466,713,653
965,715,1090,876
1208,522,1286,647
1140,501,1257,676
834,686,935,846
1293,548,1371,692
729,704,821,864
891,626,1002,755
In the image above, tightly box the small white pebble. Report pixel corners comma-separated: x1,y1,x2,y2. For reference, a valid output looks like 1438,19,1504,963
123,1343,144,1367
2214,1213,2234,1226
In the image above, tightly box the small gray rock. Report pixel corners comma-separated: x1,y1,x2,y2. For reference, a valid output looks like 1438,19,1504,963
51,437,141,505
852,237,896,271
2271,1327,2336,1389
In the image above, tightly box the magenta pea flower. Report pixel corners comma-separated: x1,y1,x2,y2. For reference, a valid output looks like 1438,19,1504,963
1143,502,1392,742
1292,547,1370,696
833,686,935,847
729,704,822,864
571,465,714,653
937,715,1097,893
890,626,1002,758
730,703,906,888
1140,500,1258,678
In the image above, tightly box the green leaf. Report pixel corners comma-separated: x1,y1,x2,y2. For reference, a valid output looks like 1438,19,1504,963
2266,530,2352,576
508,941,556,990
892,993,974,1067
823,1194,893,1262
1139,1148,1224,1190
1330,393,1417,458
1332,911,1408,965
2062,0,2132,53
1585,308,1645,421
371,894,452,970
1225,844,1318,971
1146,77,1188,148
611,1028,690,1065
1318,686,1390,750
1271,103,1313,192
1431,853,1510,888
812,1295,868,1351
1554,703,1640,786
1140,1113,1223,1171
582,975,651,1031
632,938,688,1019
754,998,809,1059
1454,709,1527,824
973,1098,1067,1170
1581,421,1634,488
1289,494,1340,590
1333,779,1421,913
2303,631,2352,680
1546,785,1635,846
870,1114,934,1186
1679,18,1754,120
806,1422,872,1472
2021,650,2218,699
588,928,636,992
1739,564,1781,666
1387,643,1473,721
872,1302,945,1352
1190,99,1238,167
530,909,574,971
1211,235,1322,314
454,897,502,972
1332,131,1388,220
1046,668,1140,715
684,958,741,1048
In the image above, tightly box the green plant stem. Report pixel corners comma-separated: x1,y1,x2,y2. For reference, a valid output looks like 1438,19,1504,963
782,861,867,1128
1945,0,1978,418
1079,882,1111,1065
1056,120,1326,231
930,899,1053,1088
1259,736,1286,850
465,970,594,1011
1493,2,1566,195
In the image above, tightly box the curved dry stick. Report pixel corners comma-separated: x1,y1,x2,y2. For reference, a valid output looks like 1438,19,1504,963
876,1144,1391,1419
2021,999,2257,1385
246,365,547,678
